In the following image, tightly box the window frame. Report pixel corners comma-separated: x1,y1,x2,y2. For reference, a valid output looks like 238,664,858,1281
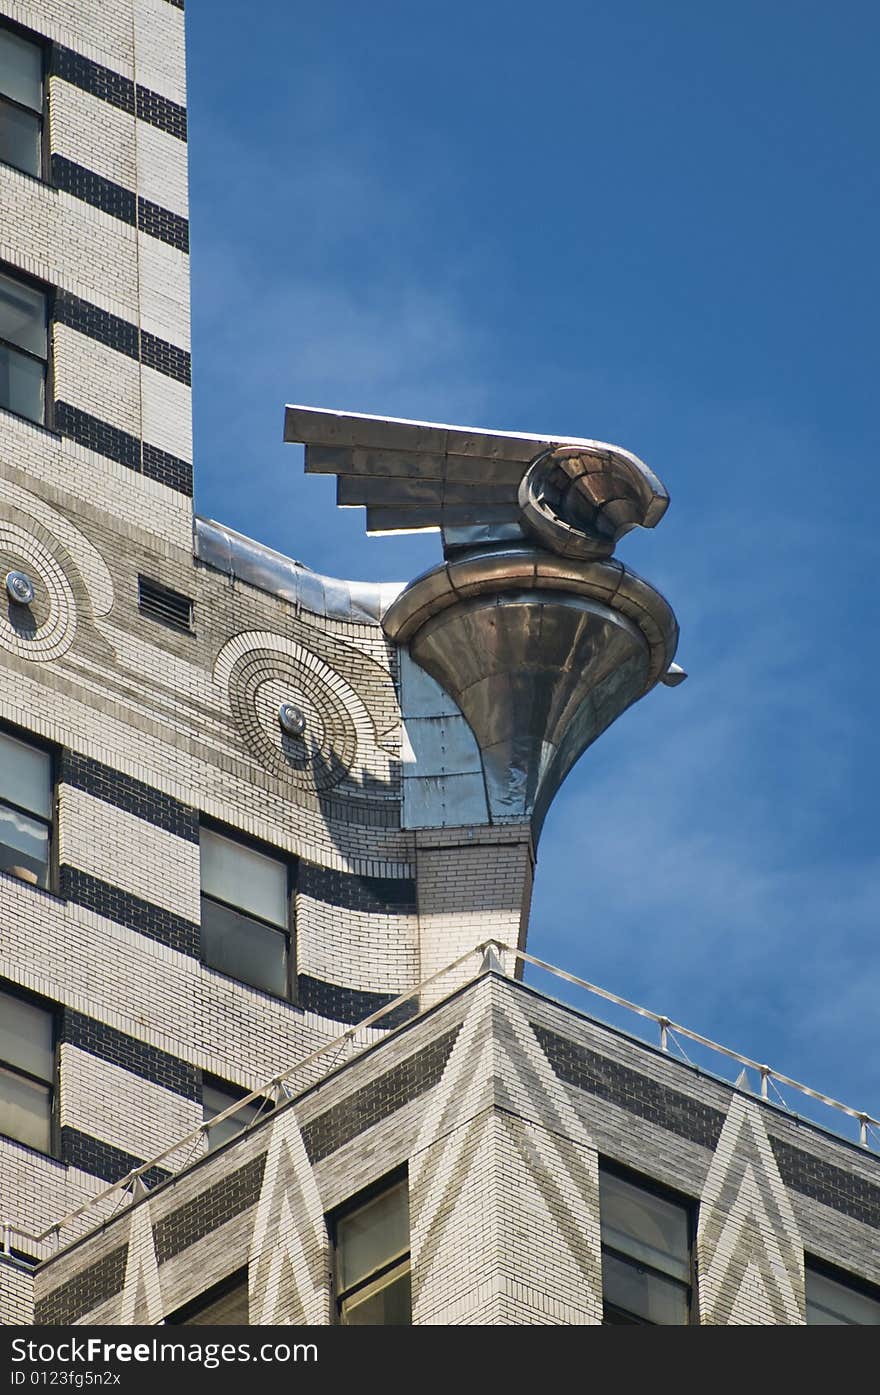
200,1072,275,1153
0,258,53,430
804,1254,880,1325
598,1158,697,1326
328,1167,411,1327
198,818,297,1004
0,17,49,183
0,720,58,893
0,977,59,1159
165,1267,250,1325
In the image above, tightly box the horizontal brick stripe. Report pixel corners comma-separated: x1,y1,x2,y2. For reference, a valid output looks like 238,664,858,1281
59,866,200,957
299,861,417,914
770,1136,880,1229
62,1009,200,1101
51,46,187,141
142,441,193,495
141,329,191,385
55,291,191,384
533,1023,727,1149
302,1027,460,1163
51,156,190,252
54,400,139,469
54,402,193,496
61,1127,170,1189
59,752,199,841
153,1156,267,1263
135,86,187,142
51,47,134,117
137,196,189,252
34,1246,127,1325
298,973,417,1029
51,154,135,223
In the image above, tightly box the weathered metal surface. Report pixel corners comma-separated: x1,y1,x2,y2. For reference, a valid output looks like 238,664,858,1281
194,516,403,624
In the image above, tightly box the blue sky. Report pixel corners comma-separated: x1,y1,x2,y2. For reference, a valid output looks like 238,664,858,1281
184,3,879,1141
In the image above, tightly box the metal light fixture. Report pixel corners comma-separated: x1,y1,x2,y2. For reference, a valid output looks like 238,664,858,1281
278,702,307,737
5,570,35,606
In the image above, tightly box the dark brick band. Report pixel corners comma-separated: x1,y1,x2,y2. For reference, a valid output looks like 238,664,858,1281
138,196,189,252
299,862,417,915
62,1010,200,1102
54,290,138,360
59,866,200,958
55,291,191,385
298,973,417,1030
142,442,193,495
770,1136,880,1230
141,329,191,385
51,155,136,223
54,401,140,470
51,47,134,117
303,1026,460,1163
54,402,193,496
61,1127,170,1190
533,1024,727,1150
51,46,187,141
135,86,187,142
59,752,199,842
153,1156,267,1263
51,157,190,252
34,1246,127,1326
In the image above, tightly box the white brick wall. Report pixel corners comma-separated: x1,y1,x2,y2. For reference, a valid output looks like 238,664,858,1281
135,121,189,217
3,0,135,73
50,81,138,191
0,1259,34,1324
0,427,192,548
53,324,143,438
133,0,186,106
57,788,201,921
139,365,192,464
0,165,139,316
296,895,419,994
59,1046,203,1173
136,233,191,348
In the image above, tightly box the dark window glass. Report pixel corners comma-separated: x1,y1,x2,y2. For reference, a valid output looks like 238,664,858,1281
333,1177,411,1326
0,729,52,888
0,27,43,178
0,986,54,1153
805,1264,880,1325
599,1167,692,1325
0,270,47,424
202,1078,273,1152
167,1270,249,1325
199,827,293,998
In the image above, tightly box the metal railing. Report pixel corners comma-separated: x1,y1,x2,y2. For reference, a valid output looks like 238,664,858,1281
3,938,877,1262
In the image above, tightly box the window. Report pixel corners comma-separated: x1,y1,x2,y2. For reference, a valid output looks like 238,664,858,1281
0,267,48,425
331,1174,411,1326
199,826,294,999
202,1075,273,1152
0,984,55,1154
599,1164,693,1324
805,1260,880,1325
166,1269,249,1325
0,24,44,179
0,728,53,888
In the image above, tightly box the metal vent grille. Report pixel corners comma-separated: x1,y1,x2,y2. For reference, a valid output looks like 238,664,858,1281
137,575,193,632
